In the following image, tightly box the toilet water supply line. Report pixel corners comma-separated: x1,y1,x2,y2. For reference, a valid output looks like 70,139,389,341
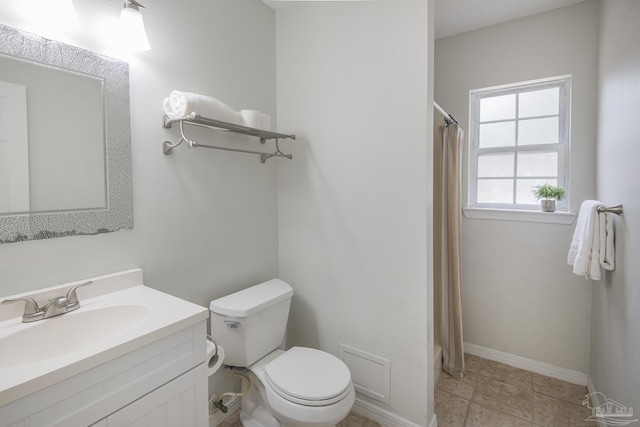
210,368,251,413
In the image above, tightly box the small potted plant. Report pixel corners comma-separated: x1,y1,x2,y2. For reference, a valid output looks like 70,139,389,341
532,183,566,212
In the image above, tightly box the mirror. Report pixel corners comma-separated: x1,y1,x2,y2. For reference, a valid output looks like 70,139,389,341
0,24,133,243
0,56,106,214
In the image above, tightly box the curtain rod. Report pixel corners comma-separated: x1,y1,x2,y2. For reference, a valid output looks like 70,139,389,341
434,101,458,125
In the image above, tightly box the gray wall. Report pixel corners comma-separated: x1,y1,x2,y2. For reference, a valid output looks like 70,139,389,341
0,0,278,396
0,0,435,422
0,0,278,305
590,0,640,411
275,1,432,424
435,1,598,373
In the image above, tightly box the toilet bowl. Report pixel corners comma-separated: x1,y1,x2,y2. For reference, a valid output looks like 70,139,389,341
209,279,355,427
240,348,355,427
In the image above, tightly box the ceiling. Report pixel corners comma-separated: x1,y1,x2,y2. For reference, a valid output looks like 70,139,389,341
434,0,587,39
262,0,588,38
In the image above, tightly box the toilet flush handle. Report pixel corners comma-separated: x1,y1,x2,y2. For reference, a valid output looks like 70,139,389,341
224,320,241,328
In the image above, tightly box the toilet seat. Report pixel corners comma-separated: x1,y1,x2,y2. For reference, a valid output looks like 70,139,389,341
264,347,352,407
246,347,356,426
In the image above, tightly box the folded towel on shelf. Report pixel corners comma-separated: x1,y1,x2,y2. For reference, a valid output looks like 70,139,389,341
568,200,615,280
239,110,271,130
163,91,237,123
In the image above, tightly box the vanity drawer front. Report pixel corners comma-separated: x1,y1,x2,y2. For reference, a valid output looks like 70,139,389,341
103,363,207,427
2,321,206,427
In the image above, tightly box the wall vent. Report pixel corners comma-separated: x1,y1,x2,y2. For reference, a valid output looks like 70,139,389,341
339,344,390,405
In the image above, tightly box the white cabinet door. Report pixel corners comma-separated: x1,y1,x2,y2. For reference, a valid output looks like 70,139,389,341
106,364,208,427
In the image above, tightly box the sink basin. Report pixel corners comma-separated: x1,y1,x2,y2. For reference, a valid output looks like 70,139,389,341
0,305,149,368
0,271,210,408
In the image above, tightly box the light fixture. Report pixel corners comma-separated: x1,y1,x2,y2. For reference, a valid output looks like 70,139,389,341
116,0,150,52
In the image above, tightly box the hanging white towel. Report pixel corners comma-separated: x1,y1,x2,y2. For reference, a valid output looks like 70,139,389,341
599,210,615,271
568,200,615,280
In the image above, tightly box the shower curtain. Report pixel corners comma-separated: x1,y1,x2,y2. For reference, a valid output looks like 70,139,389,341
436,123,465,378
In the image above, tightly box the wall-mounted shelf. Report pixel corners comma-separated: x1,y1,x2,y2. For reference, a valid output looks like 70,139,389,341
162,112,296,163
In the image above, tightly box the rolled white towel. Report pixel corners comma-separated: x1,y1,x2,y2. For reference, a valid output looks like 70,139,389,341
261,113,271,131
164,91,236,123
163,97,172,117
234,111,244,125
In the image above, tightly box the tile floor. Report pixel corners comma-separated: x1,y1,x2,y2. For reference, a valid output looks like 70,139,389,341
217,354,591,427
217,410,382,427
435,354,592,427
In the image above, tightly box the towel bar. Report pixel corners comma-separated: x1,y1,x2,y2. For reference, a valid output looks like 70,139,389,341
597,204,623,215
162,113,296,163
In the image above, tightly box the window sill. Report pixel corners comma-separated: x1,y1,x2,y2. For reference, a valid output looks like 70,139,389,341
463,208,576,225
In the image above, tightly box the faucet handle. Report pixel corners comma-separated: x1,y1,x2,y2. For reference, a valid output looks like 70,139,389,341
2,297,43,322
65,280,93,311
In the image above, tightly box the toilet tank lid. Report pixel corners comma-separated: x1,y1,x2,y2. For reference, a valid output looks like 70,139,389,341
209,279,293,318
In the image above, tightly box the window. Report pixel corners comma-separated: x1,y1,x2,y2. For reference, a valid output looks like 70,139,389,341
468,76,570,212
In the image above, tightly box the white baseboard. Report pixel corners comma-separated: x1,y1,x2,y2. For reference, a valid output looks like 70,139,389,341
587,376,598,396
586,377,607,427
209,397,241,427
464,342,588,386
352,397,425,427
434,343,442,386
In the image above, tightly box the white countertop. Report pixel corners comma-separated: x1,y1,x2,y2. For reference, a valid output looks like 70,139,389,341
0,269,209,406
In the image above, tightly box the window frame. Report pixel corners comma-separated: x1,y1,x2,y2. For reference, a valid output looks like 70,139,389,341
468,76,571,212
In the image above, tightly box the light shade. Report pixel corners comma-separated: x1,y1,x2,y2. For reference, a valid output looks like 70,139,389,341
116,6,150,52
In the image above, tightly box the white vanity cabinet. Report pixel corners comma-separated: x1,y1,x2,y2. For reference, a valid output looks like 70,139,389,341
0,269,210,427
94,362,206,427
2,319,208,427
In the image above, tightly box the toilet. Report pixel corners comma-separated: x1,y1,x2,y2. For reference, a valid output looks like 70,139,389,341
209,279,355,427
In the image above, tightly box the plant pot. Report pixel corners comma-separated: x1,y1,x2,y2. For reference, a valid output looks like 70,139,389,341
540,199,556,212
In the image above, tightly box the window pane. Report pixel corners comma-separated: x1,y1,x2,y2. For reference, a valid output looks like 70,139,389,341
477,179,513,204
517,151,558,177
518,117,559,145
479,121,515,148
516,179,558,204
519,87,559,118
480,94,516,122
478,153,514,177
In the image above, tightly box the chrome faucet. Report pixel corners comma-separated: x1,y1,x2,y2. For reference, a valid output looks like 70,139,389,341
1,281,93,323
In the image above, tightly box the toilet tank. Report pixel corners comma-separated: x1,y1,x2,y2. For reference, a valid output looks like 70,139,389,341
209,279,293,367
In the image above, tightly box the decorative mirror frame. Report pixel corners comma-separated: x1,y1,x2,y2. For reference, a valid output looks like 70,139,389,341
0,24,133,244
